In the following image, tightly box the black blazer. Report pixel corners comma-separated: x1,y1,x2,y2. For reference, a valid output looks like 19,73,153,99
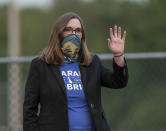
23,55,128,131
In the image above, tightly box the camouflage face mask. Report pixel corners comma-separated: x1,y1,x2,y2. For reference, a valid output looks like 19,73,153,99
61,34,81,62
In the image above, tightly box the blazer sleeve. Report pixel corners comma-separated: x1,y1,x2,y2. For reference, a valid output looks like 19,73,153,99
97,55,128,88
23,58,40,131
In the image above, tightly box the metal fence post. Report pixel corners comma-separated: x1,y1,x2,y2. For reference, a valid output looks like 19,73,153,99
7,0,21,130
7,63,21,131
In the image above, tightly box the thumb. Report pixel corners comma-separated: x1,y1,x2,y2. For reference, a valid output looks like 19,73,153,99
107,38,111,48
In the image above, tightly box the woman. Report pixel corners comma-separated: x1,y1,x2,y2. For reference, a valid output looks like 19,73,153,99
23,12,128,131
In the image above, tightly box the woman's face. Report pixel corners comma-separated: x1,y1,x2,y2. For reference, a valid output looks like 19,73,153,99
62,18,82,39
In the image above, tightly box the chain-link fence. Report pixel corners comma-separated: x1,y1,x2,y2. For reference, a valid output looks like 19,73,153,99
0,53,166,131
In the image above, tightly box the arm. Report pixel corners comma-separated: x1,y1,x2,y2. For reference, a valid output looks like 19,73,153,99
100,25,128,88
99,56,128,88
23,58,40,131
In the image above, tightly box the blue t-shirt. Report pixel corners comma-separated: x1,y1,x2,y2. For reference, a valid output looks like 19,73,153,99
59,62,94,131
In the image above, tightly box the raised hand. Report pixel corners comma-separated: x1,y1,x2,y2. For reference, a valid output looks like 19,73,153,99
108,25,126,56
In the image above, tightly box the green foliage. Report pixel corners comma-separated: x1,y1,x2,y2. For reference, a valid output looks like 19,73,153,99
101,59,166,129
1,0,166,56
0,6,7,56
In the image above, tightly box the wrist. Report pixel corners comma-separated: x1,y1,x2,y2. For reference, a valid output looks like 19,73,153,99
113,53,124,57
113,54,125,67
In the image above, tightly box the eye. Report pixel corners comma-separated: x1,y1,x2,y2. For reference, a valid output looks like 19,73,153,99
75,28,82,33
63,27,72,32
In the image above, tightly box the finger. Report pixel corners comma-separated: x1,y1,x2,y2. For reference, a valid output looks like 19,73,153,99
109,28,114,39
107,38,111,48
118,26,121,39
122,30,126,42
114,25,117,37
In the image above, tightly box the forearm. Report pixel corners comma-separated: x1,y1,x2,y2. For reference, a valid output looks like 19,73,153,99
112,57,128,88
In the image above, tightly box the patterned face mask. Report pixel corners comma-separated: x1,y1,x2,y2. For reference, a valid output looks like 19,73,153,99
61,34,81,62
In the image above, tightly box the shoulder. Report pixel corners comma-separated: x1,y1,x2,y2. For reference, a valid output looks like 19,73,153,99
29,57,50,73
30,56,47,68
31,57,46,64
91,54,102,64
87,54,102,69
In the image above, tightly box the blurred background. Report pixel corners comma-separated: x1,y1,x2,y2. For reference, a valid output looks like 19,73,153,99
0,0,166,130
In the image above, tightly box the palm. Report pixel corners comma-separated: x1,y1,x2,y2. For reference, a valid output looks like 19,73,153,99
108,25,126,55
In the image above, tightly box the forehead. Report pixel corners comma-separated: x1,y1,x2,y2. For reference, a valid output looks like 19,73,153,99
66,18,81,28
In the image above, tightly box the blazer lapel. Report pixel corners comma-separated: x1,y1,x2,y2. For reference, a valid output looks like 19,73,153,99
79,65,88,96
50,64,67,103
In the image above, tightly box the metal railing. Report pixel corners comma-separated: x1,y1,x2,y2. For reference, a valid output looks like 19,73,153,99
1,52,166,64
